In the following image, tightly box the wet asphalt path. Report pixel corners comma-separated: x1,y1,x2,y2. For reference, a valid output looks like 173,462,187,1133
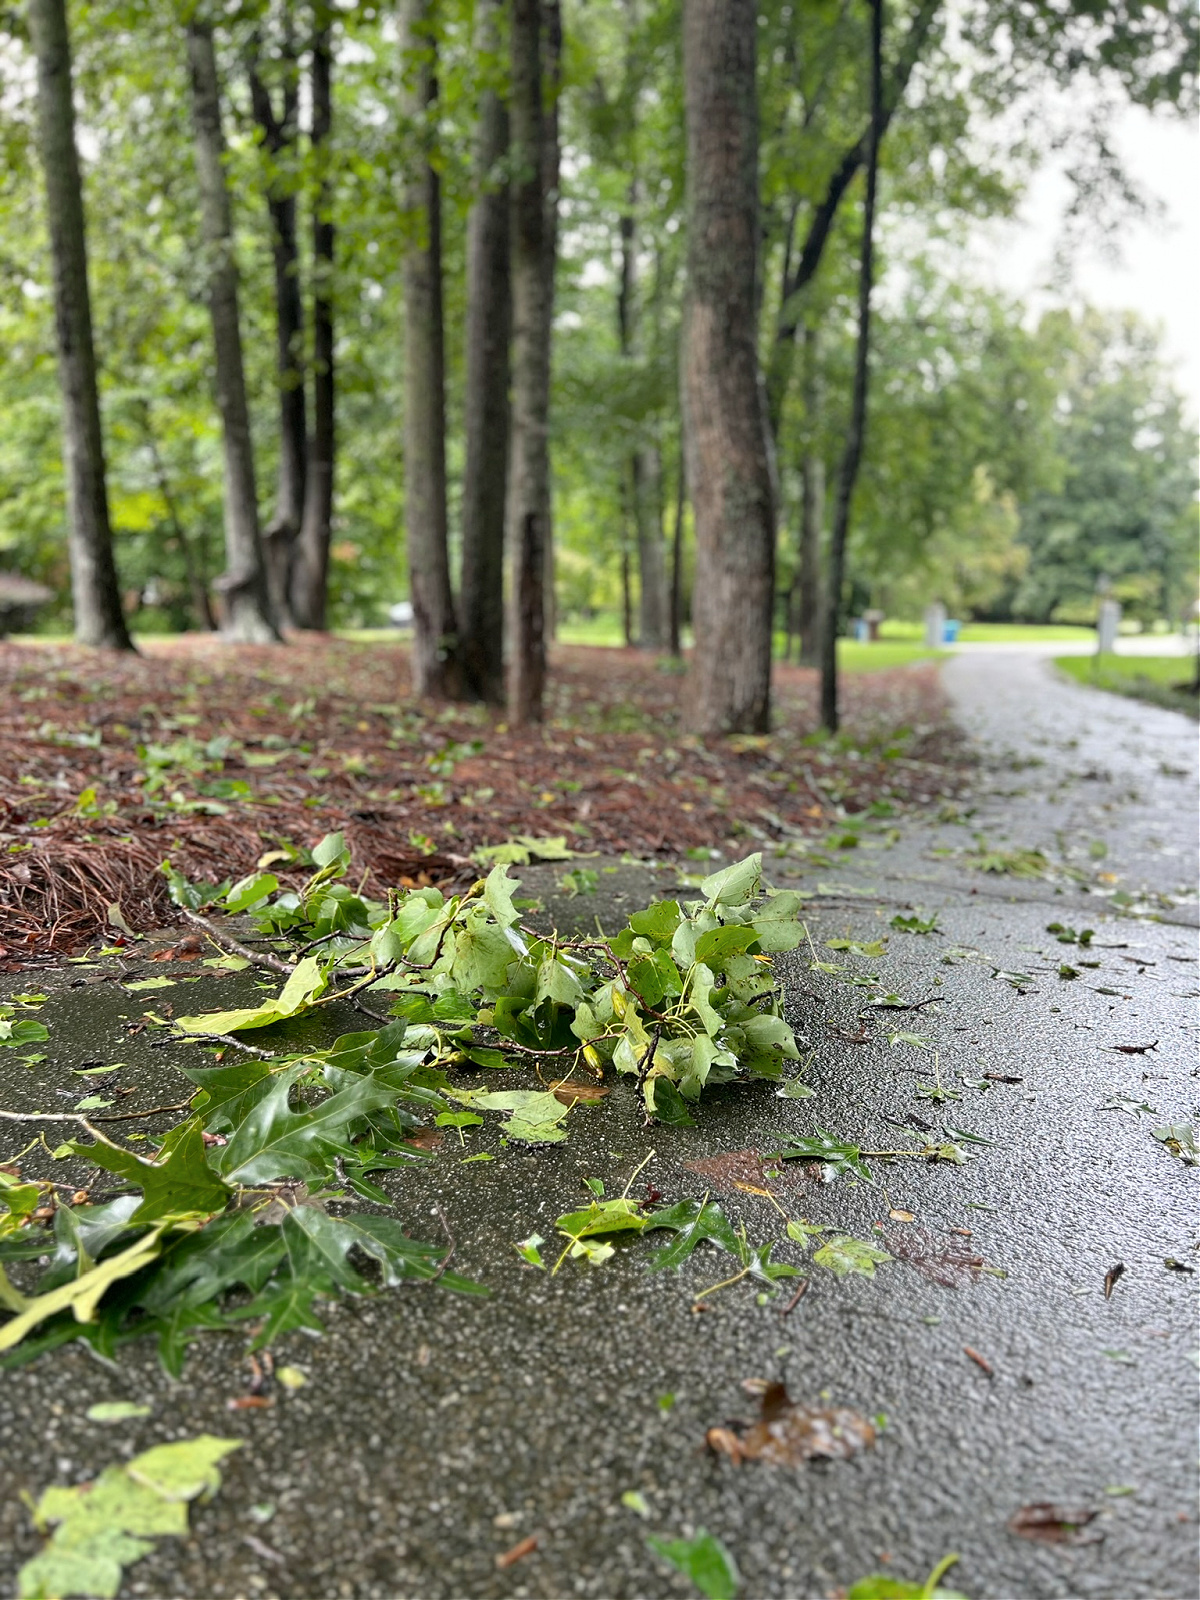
1,653,1197,1600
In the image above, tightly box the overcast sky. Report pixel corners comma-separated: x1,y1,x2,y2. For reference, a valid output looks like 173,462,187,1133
977,101,1199,415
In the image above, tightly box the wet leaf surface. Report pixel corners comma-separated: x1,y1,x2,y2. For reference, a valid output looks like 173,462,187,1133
1007,1503,1101,1545
884,1227,987,1288
706,1382,876,1467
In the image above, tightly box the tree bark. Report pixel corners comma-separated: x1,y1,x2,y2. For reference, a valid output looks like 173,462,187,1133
766,0,938,442
28,0,133,651
633,446,667,648
458,0,511,704
668,436,685,657
400,0,457,697
821,0,883,733
506,0,555,725
290,2,335,632
248,20,306,627
185,17,277,643
681,0,775,734
795,323,823,667
541,0,562,646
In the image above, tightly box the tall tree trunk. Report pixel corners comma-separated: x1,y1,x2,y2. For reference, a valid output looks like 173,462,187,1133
821,0,883,733
796,323,823,667
248,20,306,627
137,398,217,631
541,0,562,646
681,0,774,734
668,436,685,657
633,446,667,647
290,2,335,632
400,0,457,697
506,0,554,725
185,17,277,643
28,0,133,651
458,0,510,704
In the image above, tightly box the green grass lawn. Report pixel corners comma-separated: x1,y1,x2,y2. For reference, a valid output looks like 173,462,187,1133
1055,652,1199,718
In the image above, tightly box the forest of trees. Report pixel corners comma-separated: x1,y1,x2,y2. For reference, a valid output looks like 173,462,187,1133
0,0,1196,731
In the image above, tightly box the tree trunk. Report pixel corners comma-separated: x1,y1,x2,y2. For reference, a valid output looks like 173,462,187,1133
633,446,667,648
458,0,510,704
137,398,217,631
28,0,133,651
541,0,562,646
400,0,457,698
506,0,555,725
681,0,774,734
796,323,822,667
821,0,883,733
669,437,685,657
185,18,277,643
248,22,306,627
290,3,335,632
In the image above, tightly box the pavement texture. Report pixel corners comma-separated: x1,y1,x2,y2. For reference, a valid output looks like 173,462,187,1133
1,653,1197,1600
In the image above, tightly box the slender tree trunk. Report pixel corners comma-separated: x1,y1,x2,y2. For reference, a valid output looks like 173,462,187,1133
400,0,457,697
459,0,510,704
290,3,335,632
137,399,217,630
821,0,883,732
796,323,823,667
669,437,685,657
506,0,554,724
28,0,133,651
621,541,633,648
185,17,277,643
681,0,774,734
541,0,562,646
633,446,667,647
248,23,306,627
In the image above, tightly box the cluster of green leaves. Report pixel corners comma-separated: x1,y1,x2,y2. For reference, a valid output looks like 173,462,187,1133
18,1435,241,1600
1,843,811,1368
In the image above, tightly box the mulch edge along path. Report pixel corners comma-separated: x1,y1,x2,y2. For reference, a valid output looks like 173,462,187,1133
0,636,968,961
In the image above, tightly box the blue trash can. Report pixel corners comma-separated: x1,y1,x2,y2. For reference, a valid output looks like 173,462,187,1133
943,619,961,644
853,618,869,642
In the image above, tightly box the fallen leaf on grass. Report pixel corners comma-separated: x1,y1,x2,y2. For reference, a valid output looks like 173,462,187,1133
705,1382,875,1467
646,1529,739,1600
1008,1503,1101,1545
495,1534,538,1569
1104,1262,1125,1299
885,1228,987,1288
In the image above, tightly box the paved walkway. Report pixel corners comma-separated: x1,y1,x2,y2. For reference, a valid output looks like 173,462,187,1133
2,655,1196,1600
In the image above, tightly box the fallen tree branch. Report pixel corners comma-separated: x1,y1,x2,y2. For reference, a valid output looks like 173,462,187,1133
178,908,293,974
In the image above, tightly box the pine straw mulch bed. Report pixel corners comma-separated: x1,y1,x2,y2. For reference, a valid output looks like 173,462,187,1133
0,634,969,962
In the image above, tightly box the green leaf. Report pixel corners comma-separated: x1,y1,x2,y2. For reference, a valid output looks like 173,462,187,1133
771,1131,872,1181
812,1235,893,1279
694,924,759,966
178,1058,274,1133
215,1064,397,1184
556,1199,646,1239
174,955,327,1035
785,1218,827,1249
0,1228,167,1353
482,863,521,927
628,900,681,943
86,1401,153,1422
515,1233,545,1267
0,1018,49,1049
642,1199,741,1270
311,831,351,871
76,1123,231,1224
224,872,279,913
649,1076,696,1126
847,1554,966,1599
647,1528,740,1600
453,1088,570,1144
699,853,761,907
826,938,887,957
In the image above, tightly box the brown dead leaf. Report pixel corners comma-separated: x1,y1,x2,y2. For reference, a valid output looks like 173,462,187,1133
1111,1040,1158,1055
885,1227,986,1288
1008,1504,1101,1545
227,1395,274,1411
551,1080,610,1106
404,1127,443,1151
685,1148,767,1193
829,1023,873,1043
984,1072,1024,1083
1104,1261,1124,1299
706,1383,875,1467
495,1535,538,1569
889,1209,915,1223
963,1346,993,1377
